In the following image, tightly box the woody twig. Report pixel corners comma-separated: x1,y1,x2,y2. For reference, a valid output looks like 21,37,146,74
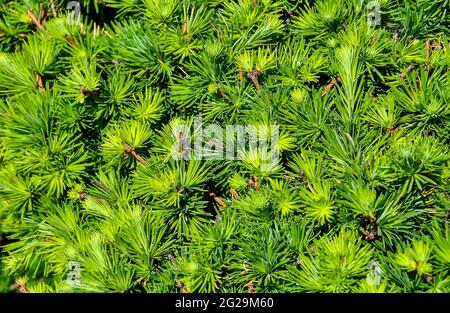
123,142,147,165
27,9,45,30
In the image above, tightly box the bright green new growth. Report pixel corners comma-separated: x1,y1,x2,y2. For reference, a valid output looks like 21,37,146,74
0,0,450,293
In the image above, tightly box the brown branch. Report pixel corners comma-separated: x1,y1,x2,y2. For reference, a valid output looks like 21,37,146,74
370,35,379,46
123,142,147,165
364,217,377,241
36,73,45,92
131,150,146,165
50,0,58,17
239,69,244,81
80,86,99,97
247,69,261,94
14,281,28,293
79,192,87,200
322,76,341,96
247,176,260,191
64,35,77,46
217,85,227,98
246,280,255,293
209,191,226,208
182,19,187,35
27,9,45,30
175,280,188,293
400,64,415,79
253,176,259,190
229,188,239,199
322,79,335,96
425,39,431,62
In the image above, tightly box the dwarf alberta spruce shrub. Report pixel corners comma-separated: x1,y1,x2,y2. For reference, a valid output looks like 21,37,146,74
0,0,450,293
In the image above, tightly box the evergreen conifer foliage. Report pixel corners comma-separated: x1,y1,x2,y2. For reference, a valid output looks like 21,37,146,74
0,0,449,293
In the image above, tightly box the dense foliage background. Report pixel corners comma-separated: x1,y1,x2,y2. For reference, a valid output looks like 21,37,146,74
0,0,449,293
